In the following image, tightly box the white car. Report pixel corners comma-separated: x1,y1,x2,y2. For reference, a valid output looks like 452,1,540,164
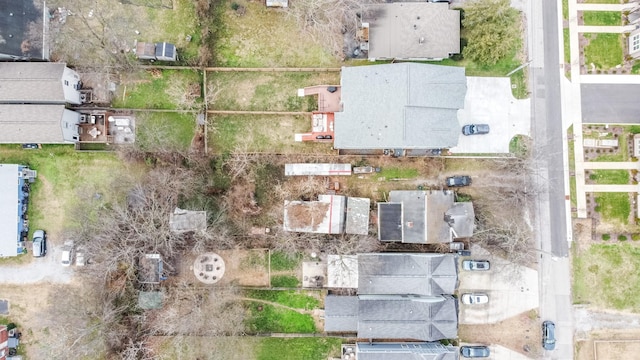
461,293,489,305
61,248,74,267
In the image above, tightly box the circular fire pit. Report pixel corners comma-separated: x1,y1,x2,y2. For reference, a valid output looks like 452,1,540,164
193,253,226,284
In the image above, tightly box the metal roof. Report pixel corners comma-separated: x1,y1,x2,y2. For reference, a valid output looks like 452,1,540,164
0,105,79,144
363,3,461,60
0,165,21,257
378,203,403,241
284,163,352,176
324,295,359,332
169,208,207,233
346,197,370,235
358,253,458,295
334,63,466,150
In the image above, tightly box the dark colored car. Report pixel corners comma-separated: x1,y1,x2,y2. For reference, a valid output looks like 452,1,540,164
22,143,41,149
542,321,556,350
462,124,490,136
446,175,472,187
460,346,490,358
462,260,490,271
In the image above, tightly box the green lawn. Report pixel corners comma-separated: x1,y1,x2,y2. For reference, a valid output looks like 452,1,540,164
0,145,128,238
595,192,630,224
245,302,316,333
257,338,342,360
593,153,625,162
375,167,419,180
563,0,569,20
245,290,320,310
633,61,640,74
145,0,202,63
583,11,622,26
568,126,577,208
207,72,339,111
564,28,570,64
574,244,640,310
208,114,332,154
509,135,530,157
270,251,302,271
113,69,203,110
135,112,196,152
584,0,621,3
271,275,300,287
589,170,630,184
216,2,339,67
584,33,623,70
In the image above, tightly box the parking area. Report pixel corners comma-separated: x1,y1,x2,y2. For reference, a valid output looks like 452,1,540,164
451,77,531,154
458,246,539,324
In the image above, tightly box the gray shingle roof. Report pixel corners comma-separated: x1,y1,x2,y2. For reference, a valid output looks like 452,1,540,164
324,295,359,331
0,63,78,104
445,202,475,238
334,63,466,150
0,105,79,143
358,253,458,295
363,3,461,60
356,342,459,360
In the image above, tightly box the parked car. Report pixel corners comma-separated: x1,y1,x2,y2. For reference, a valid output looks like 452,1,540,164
32,230,46,257
461,293,489,305
460,346,490,358
61,248,74,267
428,0,451,3
21,143,41,149
462,260,490,271
462,124,490,136
446,175,472,187
542,320,556,350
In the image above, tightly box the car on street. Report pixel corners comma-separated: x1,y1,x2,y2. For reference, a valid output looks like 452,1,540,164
460,346,490,358
461,293,489,305
32,230,46,257
462,260,490,271
542,320,556,350
462,124,490,136
446,175,471,187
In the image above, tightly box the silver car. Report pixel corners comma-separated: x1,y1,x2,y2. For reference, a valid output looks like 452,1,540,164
461,293,489,305
462,260,490,271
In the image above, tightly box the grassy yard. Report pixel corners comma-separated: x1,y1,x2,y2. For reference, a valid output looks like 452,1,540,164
563,0,569,20
593,153,625,162
584,33,623,70
589,170,630,184
0,146,131,239
207,72,340,111
270,251,302,271
375,167,419,180
245,290,321,310
135,111,197,152
208,114,333,154
271,275,300,287
216,2,339,67
582,11,622,26
113,69,203,110
245,302,316,333
145,0,202,62
153,336,341,359
574,243,640,310
568,126,577,208
595,193,630,224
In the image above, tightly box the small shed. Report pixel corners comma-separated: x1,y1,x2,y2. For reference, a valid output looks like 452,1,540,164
138,254,165,285
284,195,346,234
266,0,288,7
285,163,351,176
170,208,207,233
345,197,370,235
137,291,164,310
135,42,177,62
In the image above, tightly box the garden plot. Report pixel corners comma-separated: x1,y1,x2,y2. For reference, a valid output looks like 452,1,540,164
207,72,340,111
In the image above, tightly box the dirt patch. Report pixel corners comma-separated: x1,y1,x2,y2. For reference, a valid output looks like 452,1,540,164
576,329,640,360
285,202,330,231
173,249,269,287
458,310,542,358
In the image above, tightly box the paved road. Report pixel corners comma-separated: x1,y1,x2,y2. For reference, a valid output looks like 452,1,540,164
581,84,640,123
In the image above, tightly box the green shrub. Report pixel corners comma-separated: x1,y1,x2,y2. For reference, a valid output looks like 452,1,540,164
619,235,628,241
602,234,611,241
632,234,640,241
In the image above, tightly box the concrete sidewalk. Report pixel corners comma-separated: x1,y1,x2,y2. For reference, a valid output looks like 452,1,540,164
577,25,635,33
582,184,639,192
575,3,638,11
583,162,639,170
581,75,640,84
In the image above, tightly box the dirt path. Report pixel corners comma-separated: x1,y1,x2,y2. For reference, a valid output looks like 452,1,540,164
574,306,640,336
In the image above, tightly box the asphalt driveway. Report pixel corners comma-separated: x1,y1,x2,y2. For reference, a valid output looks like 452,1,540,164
451,77,531,154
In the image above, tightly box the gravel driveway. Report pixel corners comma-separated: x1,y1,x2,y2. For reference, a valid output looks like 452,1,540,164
0,244,73,284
